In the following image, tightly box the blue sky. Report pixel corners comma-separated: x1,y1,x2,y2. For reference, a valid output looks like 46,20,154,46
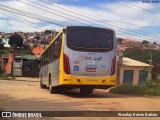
0,0,160,43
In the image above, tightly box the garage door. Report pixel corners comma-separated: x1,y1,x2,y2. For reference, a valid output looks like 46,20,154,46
123,70,134,85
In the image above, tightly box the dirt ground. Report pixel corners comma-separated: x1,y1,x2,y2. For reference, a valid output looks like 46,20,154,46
0,79,160,120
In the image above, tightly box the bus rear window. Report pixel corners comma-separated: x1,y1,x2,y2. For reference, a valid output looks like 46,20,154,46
67,27,114,52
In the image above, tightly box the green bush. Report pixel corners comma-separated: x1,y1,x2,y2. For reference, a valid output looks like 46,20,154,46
0,73,15,80
0,68,3,75
110,85,144,95
110,79,160,96
144,80,160,96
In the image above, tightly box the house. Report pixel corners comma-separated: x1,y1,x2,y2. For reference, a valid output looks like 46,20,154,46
122,39,142,48
5,53,13,74
12,55,40,77
117,57,152,86
117,44,130,51
2,37,10,48
1,54,8,72
32,45,44,58
1,53,13,74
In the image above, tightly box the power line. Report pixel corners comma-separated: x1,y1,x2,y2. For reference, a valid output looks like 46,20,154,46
0,3,160,42
46,0,160,38
0,4,64,27
40,0,160,40
125,1,160,17
19,0,160,42
18,0,160,42
117,1,160,21
17,0,93,26
4,11,47,30
0,10,43,30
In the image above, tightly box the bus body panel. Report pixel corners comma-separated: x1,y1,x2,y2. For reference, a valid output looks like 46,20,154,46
40,65,48,86
64,47,116,77
59,73,116,86
41,60,60,87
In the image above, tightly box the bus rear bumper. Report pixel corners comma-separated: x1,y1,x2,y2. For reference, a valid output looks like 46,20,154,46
60,74,117,86
58,85,114,89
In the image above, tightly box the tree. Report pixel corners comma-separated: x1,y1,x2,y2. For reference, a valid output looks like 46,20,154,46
124,48,160,80
123,47,150,64
142,40,149,45
116,38,123,43
153,42,157,44
9,33,23,49
35,35,40,40
44,30,51,34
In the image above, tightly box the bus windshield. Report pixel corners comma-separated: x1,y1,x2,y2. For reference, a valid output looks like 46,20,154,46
67,27,114,52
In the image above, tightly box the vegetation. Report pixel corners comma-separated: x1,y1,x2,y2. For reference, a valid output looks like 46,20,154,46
35,35,41,40
44,30,51,34
153,42,157,44
0,73,15,80
0,67,3,74
124,47,160,79
9,33,23,49
109,79,160,96
116,38,123,43
142,40,149,46
124,47,160,64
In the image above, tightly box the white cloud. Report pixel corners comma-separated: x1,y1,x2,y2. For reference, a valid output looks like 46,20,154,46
0,0,160,42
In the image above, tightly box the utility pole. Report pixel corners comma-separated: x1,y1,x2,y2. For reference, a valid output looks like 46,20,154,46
149,53,152,65
43,35,46,49
51,29,53,41
51,28,56,40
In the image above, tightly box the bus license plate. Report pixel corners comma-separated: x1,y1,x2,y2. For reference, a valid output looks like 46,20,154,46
86,68,97,72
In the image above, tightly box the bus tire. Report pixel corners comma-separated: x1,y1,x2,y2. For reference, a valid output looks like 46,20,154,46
49,80,58,94
80,87,94,94
40,76,46,89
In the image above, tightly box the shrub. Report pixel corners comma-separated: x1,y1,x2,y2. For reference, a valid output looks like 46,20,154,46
110,79,160,96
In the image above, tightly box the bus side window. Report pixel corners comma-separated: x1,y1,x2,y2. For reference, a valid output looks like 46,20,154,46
49,47,52,62
49,33,62,61
57,34,62,58
46,49,49,63
44,52,48,64
54,41,58,60
44,52,46,65
41,54,43,66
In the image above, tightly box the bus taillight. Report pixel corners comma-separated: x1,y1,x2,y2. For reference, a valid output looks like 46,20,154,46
63,53,70,74
110,56,116,76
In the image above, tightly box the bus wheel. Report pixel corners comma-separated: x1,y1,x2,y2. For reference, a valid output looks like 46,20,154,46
49,80,57,94
80,87,94,94
40,76,46,89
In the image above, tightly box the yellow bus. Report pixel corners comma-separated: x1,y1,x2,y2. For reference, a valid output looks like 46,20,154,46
40,26,116,94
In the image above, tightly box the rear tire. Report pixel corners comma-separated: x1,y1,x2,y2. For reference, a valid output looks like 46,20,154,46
49,80,54,94
49,80,59,94
80,87,94,94
40,76,46,89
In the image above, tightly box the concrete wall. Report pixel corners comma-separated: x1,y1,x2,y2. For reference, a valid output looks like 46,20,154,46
119,66,149,86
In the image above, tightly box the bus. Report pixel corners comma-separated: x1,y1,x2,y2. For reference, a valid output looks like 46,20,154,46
40,26,116,94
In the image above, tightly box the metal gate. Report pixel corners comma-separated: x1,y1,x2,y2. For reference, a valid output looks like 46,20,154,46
13,57,22,76
22,59,40,77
